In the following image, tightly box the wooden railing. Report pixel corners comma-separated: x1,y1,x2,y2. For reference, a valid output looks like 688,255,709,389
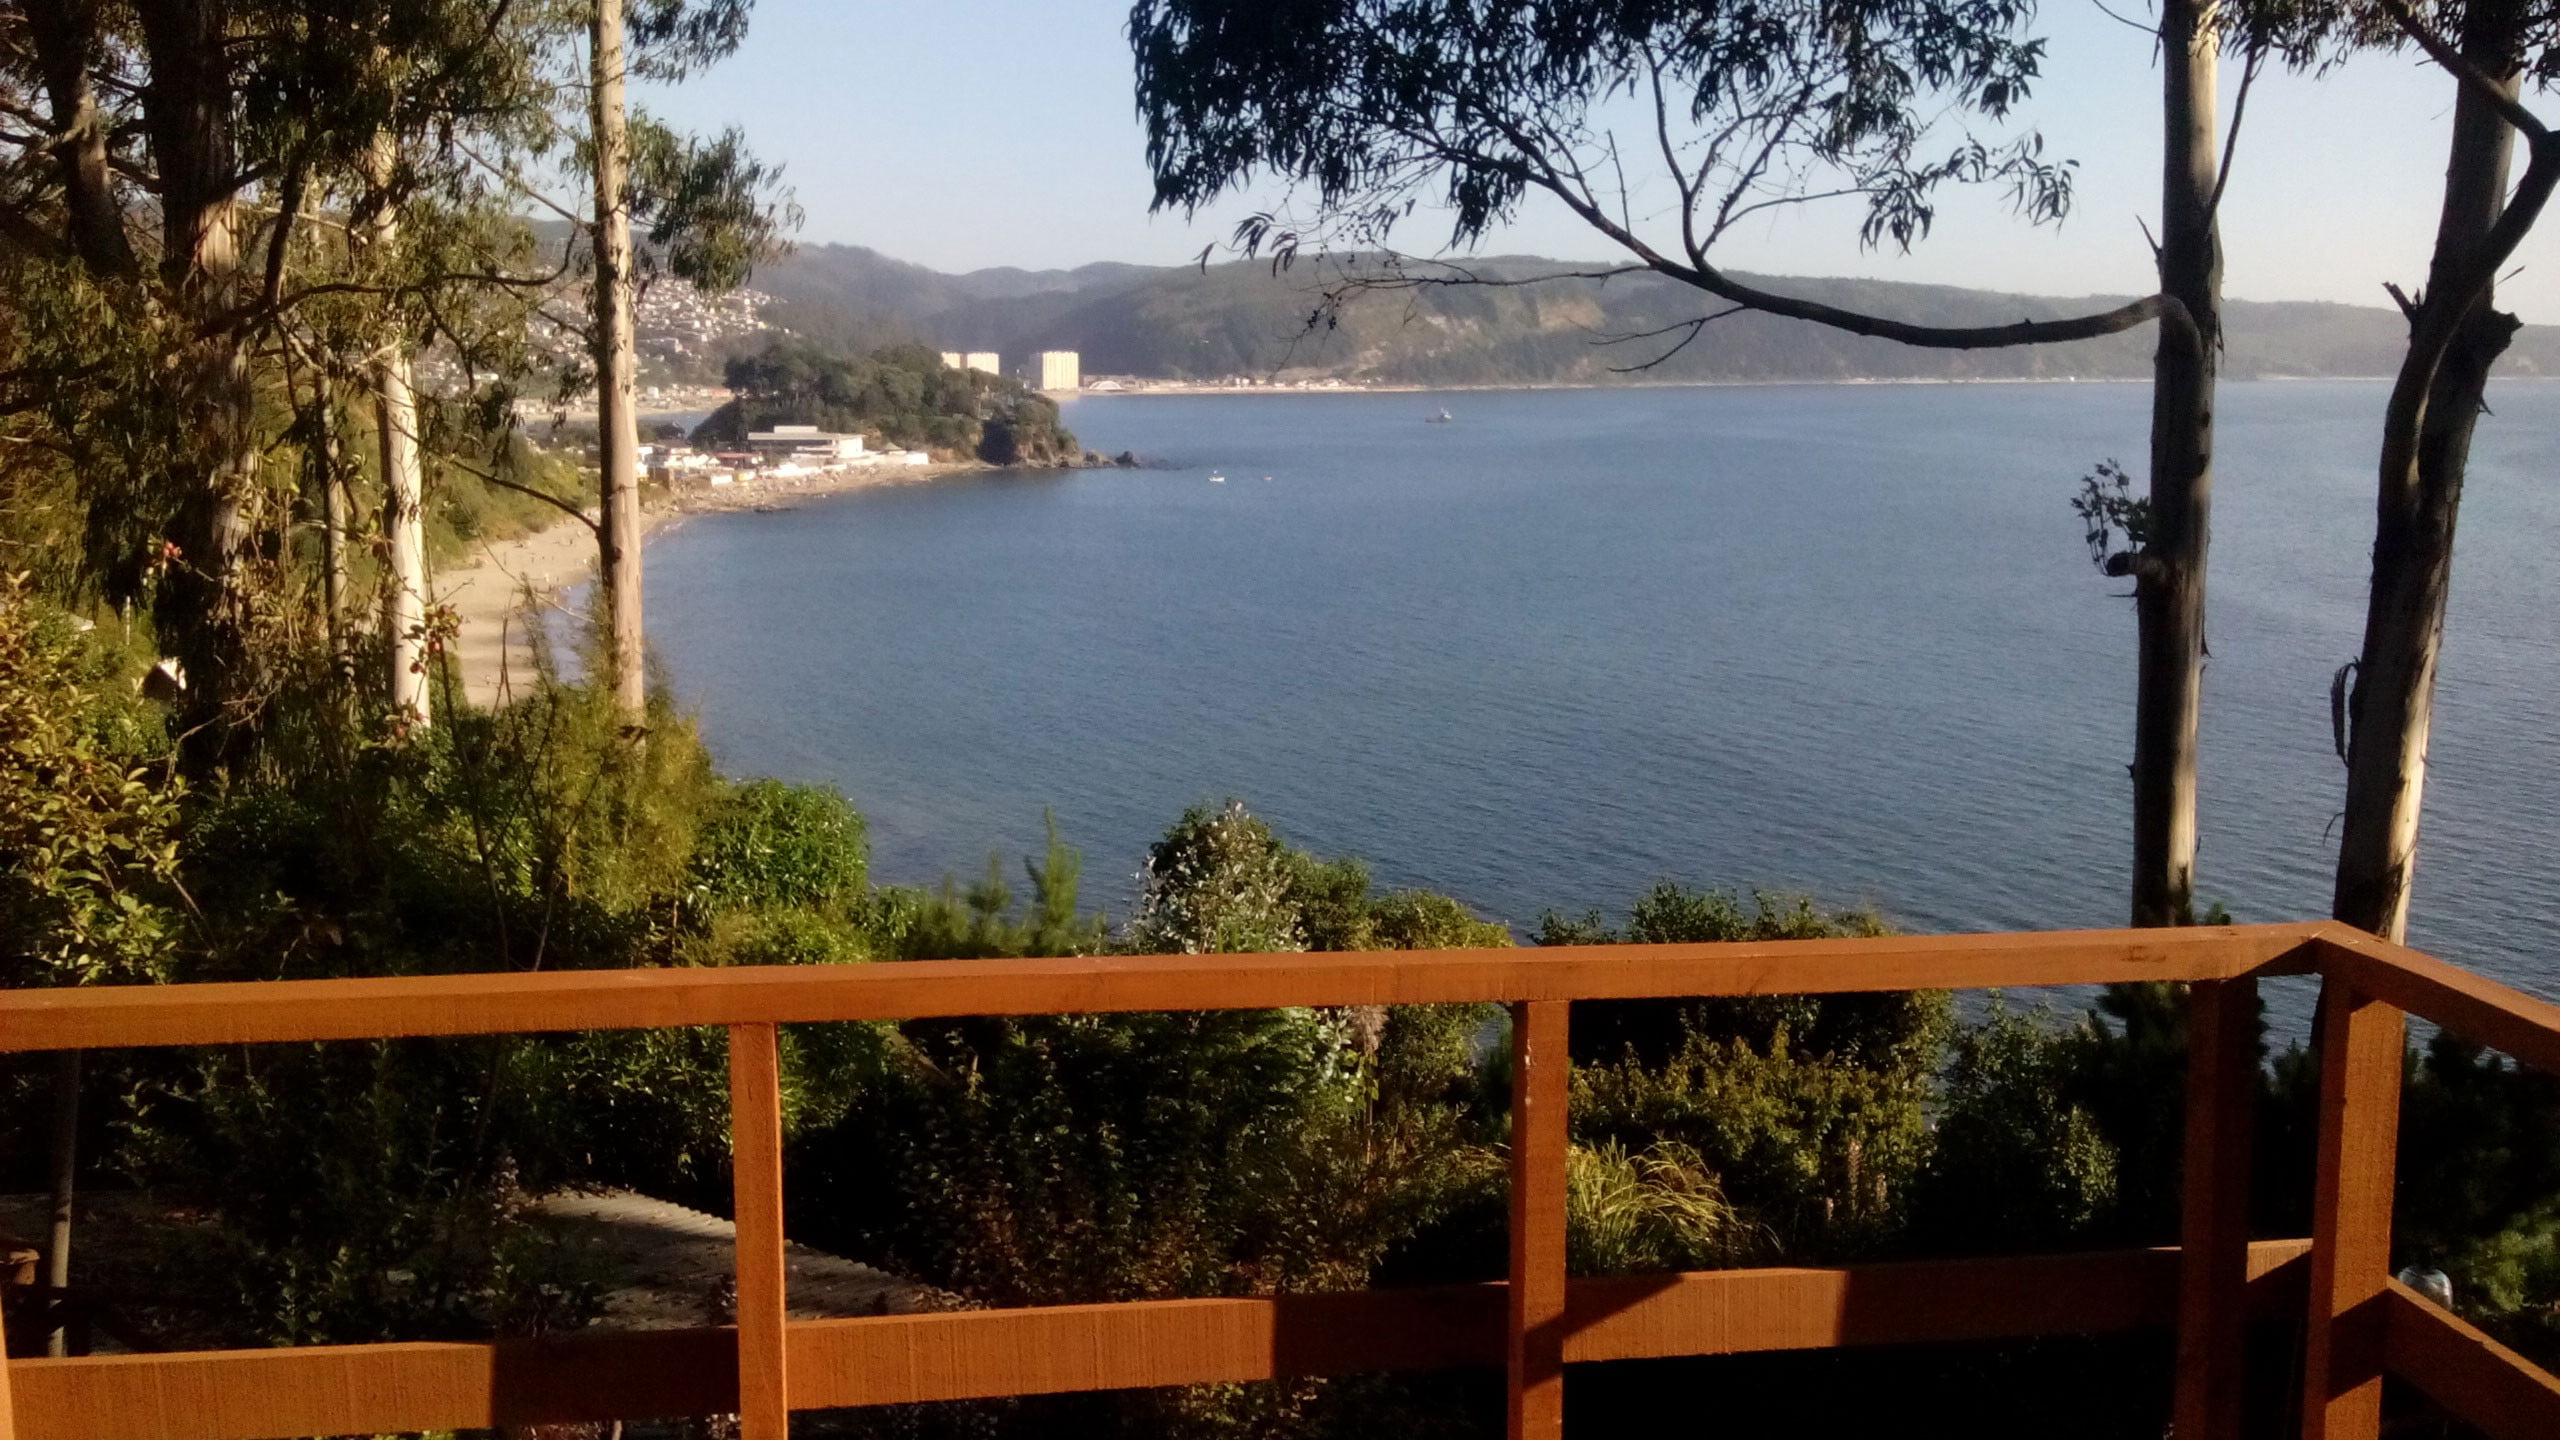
0,921,2555,1440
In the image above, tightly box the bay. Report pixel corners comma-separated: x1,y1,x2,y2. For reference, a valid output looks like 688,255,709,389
643,381,2560,1004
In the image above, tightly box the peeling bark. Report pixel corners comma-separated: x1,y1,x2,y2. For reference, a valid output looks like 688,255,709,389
363,134,432,725
2129,0,2222,928
2335,7,2528,940
588,0,647,718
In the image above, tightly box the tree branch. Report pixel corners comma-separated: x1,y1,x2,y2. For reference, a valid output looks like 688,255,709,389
445,453,600,535
2207,45,2263,222
1479,109,2166,350
2379,0,2549,141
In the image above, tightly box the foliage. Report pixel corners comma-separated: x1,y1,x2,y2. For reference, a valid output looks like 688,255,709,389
1539,884,1935,1070
1541,886,1948,1260
687,777,868,914
865,813,1110,961
698,340,1078,462
1130,0,2070,258
96,670,902,1344
1565,1138,1753,1276
1908,1001,2122,1254
791,804,1507,1438
2393,1033,2560,1366
0,578,185,989
630,115,801,295
423,436,590,562
2071,457,2153,572
116,1035,607,1345
1574,1019,1931,1261
1130,799,1310,954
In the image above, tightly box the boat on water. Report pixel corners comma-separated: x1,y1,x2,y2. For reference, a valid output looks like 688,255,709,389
1209,472,1226,483
1426,409,1454,423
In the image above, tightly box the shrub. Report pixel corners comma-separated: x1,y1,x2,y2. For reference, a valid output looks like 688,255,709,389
1567,1138,1755,1275
0,579,184,988
1130,800,1307,955
688,778,868,915
1907,1002,2121,1254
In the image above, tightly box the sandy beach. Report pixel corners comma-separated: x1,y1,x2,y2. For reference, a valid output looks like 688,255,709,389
442,458,992,707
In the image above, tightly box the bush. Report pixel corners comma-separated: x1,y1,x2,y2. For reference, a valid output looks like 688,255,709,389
1566,1139,1754,1275
0,579,183,989
687,778,868,915
1130,800,1308,955
1907,1002,2121,1255
1538,885,1945,1260
789,803,1510,1439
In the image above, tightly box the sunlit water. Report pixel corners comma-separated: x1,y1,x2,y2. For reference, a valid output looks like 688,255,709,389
641,382,2560,1009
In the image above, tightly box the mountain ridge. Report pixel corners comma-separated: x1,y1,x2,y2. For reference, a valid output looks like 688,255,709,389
739,243,2560,386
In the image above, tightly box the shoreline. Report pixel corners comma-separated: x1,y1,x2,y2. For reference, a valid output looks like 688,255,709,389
441,456,1000,708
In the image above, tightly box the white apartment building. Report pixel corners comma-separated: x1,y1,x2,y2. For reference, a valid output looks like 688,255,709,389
1029,351,1081,392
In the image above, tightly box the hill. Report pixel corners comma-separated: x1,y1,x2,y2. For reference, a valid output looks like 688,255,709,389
744,244,2560,386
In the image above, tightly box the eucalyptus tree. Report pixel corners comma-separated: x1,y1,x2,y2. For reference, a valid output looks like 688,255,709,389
0,0,556,1345
1,0,276,741
0,0,553,740
1129,0,2238,926
578,0,779,719
588,0,647,718
340,14,563,726
2257,0,2560,940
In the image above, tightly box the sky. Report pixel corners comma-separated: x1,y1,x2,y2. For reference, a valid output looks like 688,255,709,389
638,0,2560,322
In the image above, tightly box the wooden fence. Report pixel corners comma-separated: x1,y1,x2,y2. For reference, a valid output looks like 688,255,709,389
0,921,2555,1440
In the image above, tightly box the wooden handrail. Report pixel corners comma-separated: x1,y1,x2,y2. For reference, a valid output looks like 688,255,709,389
6,922,2560,1440
2310,927,2560,1076
2290,925,2560,1440
0,924,2325,1053
2,1243,2319,1440
2382,1280,2560,1440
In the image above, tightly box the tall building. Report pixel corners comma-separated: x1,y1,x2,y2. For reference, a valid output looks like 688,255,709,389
964,351,1000,375
939,351,965,370
1031,351,1081,392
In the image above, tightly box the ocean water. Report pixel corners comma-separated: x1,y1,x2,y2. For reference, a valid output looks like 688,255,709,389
642,382,2560,1003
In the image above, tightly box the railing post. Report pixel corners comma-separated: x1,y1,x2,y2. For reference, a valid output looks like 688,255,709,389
0,1267,17,1440
2175,976,2258,1440
1508,1000,1570,1440
2301,980,2404,1440
729,1022,789,1440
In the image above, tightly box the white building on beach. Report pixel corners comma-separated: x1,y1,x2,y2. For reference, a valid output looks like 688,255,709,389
746,424,866,461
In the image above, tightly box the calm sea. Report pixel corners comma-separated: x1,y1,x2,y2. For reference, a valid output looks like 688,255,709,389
643,382,2560,1005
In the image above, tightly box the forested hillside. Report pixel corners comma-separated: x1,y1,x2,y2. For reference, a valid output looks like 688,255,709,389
751,244,2560,385
695,342,1081,463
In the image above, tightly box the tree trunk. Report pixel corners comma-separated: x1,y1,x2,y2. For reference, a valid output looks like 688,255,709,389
44,1049,78,1357
588,0,647,718
376,353,431,722
2129,0,2222,928
2333,13,2525,941
136,0,260,750
22,0,136,278
364,134,432,726
317,380,351,671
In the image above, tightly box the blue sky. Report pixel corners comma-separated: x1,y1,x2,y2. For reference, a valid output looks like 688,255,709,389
640,0,2560,321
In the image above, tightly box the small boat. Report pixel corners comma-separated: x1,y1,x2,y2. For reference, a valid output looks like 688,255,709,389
1426,408,1454,423
1209,472,1226,483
